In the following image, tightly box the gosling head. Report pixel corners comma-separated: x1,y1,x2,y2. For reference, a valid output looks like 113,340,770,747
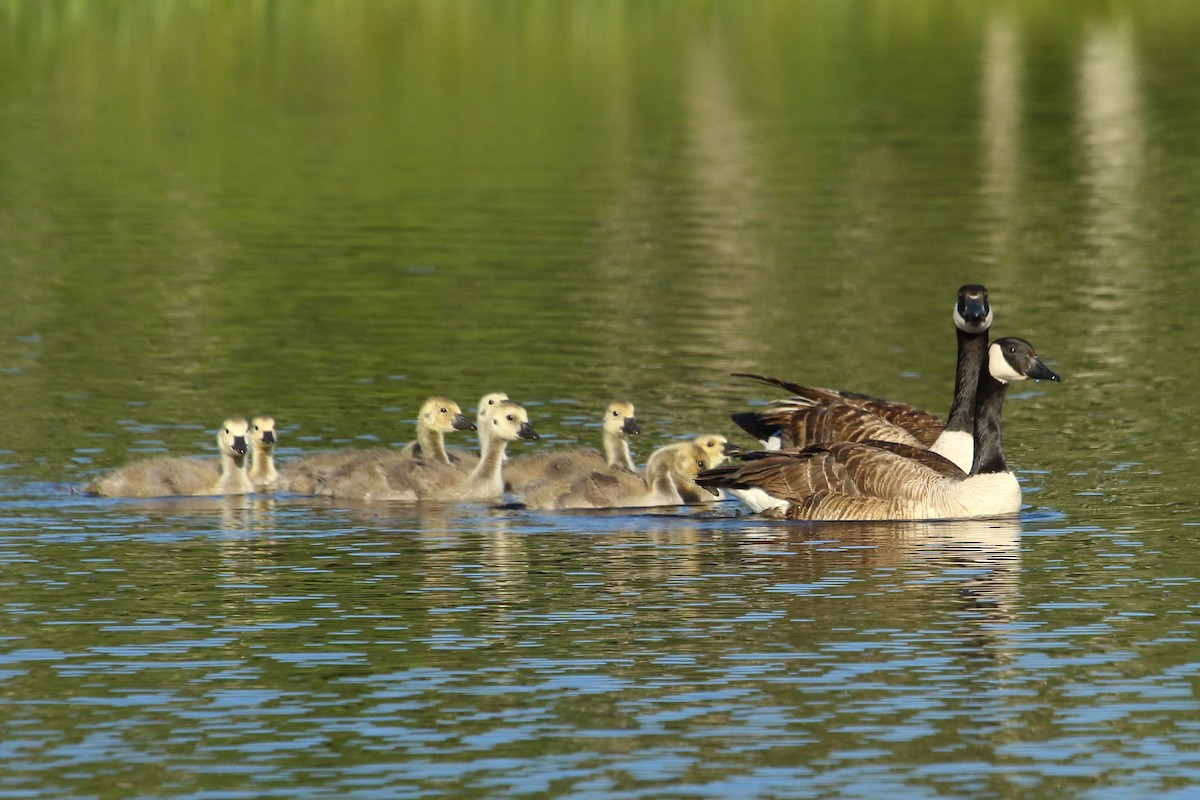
603,400,640,437
692,433,736,469
674,442,710,480
476,392,510,427
251,416,277,451
419,396,476,433
218,417,251,458
953,284,992,335
647,441,709,480
489,400,539,442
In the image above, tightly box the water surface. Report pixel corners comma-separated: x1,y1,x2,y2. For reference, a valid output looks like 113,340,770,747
2,2,1200,797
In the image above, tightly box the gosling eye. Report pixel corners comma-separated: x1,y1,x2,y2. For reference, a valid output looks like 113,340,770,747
440,407,448,414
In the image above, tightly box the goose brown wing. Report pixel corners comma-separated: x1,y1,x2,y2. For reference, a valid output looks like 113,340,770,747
846,400,944,446
733,373,945,446
820,441,950,501
782,403,926,449
733,399,925,450
780,492,912,522
857,440,966,478
696,448,863,500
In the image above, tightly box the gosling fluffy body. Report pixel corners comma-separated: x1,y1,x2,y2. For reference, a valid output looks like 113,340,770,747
86,417,254,498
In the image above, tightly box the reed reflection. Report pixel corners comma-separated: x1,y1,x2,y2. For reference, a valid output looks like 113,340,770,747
1077,14,1147,369
980,9,1021,259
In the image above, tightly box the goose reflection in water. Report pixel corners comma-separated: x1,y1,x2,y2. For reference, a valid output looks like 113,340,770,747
737,517,1022,660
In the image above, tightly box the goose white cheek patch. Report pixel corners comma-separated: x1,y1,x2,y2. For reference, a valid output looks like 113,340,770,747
988,343,1027,383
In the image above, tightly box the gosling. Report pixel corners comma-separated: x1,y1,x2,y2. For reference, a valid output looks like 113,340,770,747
85,418,254,498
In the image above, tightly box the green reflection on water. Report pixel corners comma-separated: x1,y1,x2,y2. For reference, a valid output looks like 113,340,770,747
0,2,1197,518
3,2,1200,794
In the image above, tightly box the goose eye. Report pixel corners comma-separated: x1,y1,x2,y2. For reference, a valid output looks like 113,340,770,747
1008,344,1017,353
506,414,515,422
440,407,448,414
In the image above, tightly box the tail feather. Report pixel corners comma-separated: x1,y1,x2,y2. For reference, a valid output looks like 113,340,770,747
730,411,781,445
694,463,749,491
732,373,845,403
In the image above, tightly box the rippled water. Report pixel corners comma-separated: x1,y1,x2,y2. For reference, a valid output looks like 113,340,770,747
4,2,1200,798
6,493,1200,798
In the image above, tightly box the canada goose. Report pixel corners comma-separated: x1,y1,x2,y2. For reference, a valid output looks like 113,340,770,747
731,284,993,472
396,397,477,464
318,400,539,502
248,416,280,491
522,440,712,510
504,400,640,493
698,337,1060,521
85,417,255,498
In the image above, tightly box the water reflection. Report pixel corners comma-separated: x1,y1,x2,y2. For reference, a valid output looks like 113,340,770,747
7,485,1200,797
980,9,1021,261
1077,14,1147,370
5,1,1200,797
740,517,1022,645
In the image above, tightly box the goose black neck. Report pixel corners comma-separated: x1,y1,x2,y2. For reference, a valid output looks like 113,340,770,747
944,327,988,434
969,367,1009,475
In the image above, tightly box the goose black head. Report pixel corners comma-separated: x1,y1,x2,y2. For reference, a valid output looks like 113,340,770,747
988,337,1061,384
953,284,993,335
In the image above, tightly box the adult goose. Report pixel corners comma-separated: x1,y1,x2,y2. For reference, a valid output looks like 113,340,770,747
522,440,712,510
504,400,640,494
317,400,538,502
731,284,992,472
697,337,1060,521
86,417,254,498
248,415,280,491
